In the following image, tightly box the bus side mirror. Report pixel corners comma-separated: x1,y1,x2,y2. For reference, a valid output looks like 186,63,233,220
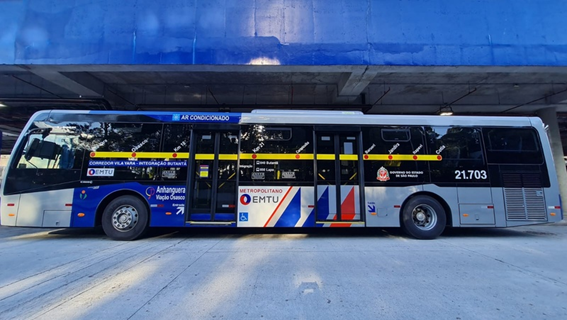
24,138,61,161
24,138,41,161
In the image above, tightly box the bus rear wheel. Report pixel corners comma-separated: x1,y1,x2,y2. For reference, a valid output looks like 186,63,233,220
401,195,446,239
102,195,149,241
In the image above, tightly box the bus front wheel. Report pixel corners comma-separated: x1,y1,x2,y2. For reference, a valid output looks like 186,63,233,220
401,195,446,239
102,195,149,241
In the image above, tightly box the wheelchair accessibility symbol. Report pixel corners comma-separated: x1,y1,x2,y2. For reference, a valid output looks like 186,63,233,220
239,212,248,222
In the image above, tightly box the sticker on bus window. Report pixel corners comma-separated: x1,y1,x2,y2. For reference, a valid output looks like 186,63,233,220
162,170,177,179
377,167,390,181
199,165,209,178
252,172,265,180
281,171,296,179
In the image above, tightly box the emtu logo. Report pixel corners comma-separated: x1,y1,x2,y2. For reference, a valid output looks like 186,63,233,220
88,169,96,176
240,194,251,205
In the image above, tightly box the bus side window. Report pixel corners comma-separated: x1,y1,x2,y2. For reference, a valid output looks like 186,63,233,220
483,128,542,164
362,126,427,184
427,127,483,165
5,125,85,194
426,126,486,183
160,124,191,181
86,122,163,180
239,125,313,184
16,132,82,170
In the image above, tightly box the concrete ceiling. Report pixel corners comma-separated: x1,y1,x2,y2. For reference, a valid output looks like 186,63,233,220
2,64,567,154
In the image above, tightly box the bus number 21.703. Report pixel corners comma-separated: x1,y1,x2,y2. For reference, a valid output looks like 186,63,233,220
454,170,488,180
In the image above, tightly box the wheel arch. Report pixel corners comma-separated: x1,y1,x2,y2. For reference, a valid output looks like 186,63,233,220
95,189,151,227
399,191,453,227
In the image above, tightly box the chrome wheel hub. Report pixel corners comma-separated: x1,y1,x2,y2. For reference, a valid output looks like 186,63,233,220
112,205,139,232
412,204,437,231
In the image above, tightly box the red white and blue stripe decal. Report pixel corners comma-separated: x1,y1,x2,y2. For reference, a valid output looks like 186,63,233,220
237,186,362,227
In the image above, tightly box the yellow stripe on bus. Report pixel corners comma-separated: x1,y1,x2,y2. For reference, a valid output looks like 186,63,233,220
316,154,335,160
339,154,358,161
311,154,359,160
89,152,190,159
363,154,441,161
89,152,236,160
89,151,441,161
194,154,214,160
240,153,315,160
219,154,238,160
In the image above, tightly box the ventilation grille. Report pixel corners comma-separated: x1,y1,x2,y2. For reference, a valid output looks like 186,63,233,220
503,173,546,221
504,188,527,220
524,188,546,220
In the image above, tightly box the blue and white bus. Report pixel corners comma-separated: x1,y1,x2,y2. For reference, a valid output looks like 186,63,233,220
0,110,563,240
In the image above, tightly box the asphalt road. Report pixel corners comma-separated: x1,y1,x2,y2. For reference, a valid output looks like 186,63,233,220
0,223,566,320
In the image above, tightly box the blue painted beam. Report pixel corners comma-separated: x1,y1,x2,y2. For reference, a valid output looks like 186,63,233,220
0,0,565,66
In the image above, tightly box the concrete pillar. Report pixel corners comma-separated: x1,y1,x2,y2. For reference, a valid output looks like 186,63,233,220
537,107,567,217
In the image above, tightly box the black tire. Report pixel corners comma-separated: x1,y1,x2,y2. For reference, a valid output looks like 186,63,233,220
401,195,446,239
101,195,149,241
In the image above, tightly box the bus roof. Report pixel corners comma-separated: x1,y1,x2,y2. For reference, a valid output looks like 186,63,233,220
29,109,540,128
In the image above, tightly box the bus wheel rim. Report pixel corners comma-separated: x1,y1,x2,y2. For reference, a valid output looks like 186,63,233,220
411,204,437,231
112,205,139,232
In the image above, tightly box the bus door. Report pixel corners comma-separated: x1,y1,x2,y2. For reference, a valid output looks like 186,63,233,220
187,127,239,224
314,130,364,224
